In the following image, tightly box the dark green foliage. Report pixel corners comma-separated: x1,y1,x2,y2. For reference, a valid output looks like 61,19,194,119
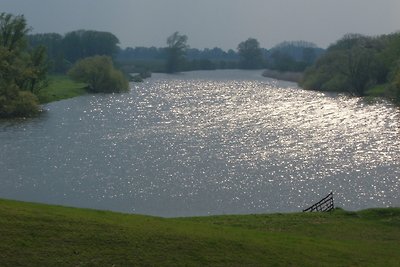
393,69,400,102
385,63,400,103
62,30,120,64
0,80,39,118
4,90,39,117
28,30,120,74
23,45,49,94
165,31,189,73
68,56,129,93
0,13,29,51
0,12,46,118
237,38,264,69
28,33,66,73
301,33,400,100
186,47,239,61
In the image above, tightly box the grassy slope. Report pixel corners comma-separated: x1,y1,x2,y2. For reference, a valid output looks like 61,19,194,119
38,75,87,104
0,199,399,266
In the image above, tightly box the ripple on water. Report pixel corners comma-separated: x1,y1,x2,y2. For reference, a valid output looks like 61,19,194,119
0,70,399,216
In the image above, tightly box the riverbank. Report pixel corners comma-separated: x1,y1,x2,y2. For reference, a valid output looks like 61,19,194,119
262,70,399,105
37,75,88,104
262,69,303,83
1,199,399,266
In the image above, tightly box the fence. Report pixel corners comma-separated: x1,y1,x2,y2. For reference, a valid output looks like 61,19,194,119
303,192,334,212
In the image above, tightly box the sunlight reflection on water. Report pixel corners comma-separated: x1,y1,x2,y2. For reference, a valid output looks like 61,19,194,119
0,70,399,216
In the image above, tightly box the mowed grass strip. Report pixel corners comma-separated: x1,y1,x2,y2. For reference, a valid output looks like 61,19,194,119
0,198,399,266
37,75,87,104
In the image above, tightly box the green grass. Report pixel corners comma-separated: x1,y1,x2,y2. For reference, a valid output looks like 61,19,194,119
366,84,387,97
0,199,399,266
38,75,88,104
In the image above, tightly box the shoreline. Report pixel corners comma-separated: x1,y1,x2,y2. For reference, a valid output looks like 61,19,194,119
262,69,303,83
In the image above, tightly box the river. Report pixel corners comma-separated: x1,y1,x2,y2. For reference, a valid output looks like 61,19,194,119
0,70,399,217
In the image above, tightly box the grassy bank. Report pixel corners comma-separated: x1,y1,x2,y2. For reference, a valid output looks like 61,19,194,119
38,75,88,104
1,199,399,266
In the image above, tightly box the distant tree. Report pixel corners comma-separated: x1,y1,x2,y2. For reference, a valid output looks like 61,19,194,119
266,40,324,72
237,38,263,69
271,50,297,72
117,46,165,61
0,12,43,117
68,56,129,93
116,45,239,72
165,32,189,73
63,30,120,63
28,33,66,73
302,47,317,64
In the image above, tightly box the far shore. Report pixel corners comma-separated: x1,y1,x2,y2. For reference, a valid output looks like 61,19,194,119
262,69,303,83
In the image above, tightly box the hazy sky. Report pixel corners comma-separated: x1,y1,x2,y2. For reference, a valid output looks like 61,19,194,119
2,0,400,50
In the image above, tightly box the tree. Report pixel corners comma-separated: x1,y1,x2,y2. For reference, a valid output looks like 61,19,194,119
68,56,129,93
28,33,66,73
0,13,42,118
301,34,385,96
165,32,189,73
63,30,120,63
237,38,263,69
0,13,29,51
26,45,49,93
270,50,297,72
336,44,376,96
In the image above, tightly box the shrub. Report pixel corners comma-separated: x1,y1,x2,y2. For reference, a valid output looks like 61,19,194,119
0,89,39,117
68,56,129,93
385,70,400,103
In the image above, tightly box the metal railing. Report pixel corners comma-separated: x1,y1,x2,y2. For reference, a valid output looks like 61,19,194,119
303,192,334,212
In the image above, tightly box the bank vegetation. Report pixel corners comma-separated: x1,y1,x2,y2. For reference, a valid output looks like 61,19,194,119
300,33,400,103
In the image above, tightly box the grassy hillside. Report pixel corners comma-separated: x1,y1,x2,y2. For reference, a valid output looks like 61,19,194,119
38,75,87,104
0,199,399,266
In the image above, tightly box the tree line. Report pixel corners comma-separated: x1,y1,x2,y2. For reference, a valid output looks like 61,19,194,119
300,33,400,102
117,35,323,74
10,11,400,118
27,25,323,76
0,11,334,119
28,30,120,73
0,13,128,118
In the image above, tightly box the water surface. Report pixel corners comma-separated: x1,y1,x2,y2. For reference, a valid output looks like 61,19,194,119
0,70,399,217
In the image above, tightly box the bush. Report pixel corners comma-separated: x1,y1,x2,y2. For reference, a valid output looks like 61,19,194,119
0,89,39,117
12,91,40,116
384,70,400,103
68,56,129,93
